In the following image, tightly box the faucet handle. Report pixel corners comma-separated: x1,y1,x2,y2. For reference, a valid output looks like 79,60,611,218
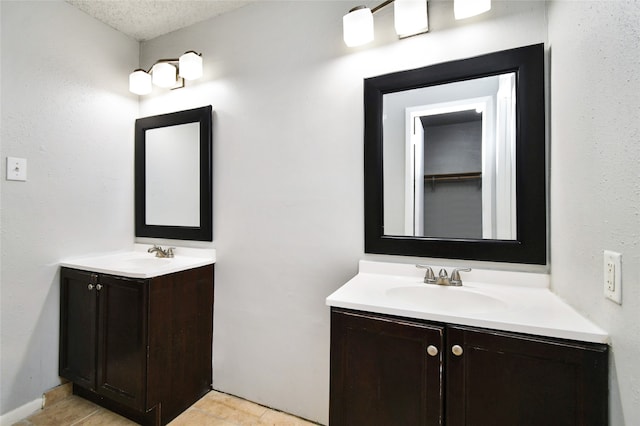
166,247,175,258
451,268,471,286
416,264,436,284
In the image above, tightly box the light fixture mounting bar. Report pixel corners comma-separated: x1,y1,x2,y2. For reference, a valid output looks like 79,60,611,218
371,0,394,14
144,58,179,74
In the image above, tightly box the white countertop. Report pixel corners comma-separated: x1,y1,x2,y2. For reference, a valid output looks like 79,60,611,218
60,244,216,279
326,260,608,344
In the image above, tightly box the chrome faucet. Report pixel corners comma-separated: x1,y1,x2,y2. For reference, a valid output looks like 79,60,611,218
416,265,471,286
147,245,175,258
436,268,450,285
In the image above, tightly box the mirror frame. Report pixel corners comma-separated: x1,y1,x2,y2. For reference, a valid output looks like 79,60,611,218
364,44,546,264
135,105,213,241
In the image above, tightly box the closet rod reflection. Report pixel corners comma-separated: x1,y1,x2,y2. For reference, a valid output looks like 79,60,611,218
424,172,482,183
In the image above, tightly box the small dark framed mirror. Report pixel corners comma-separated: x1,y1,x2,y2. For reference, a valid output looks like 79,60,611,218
135,105,212,241
364,44,546,264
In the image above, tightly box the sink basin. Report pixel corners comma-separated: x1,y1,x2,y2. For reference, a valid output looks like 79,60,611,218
121,257,172,269
385,285,508,314
91,253,173,272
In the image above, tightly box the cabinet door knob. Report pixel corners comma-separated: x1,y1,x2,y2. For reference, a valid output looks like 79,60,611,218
96,284,103,291
87,284,94,291
451,345,464,356
427,345,439,357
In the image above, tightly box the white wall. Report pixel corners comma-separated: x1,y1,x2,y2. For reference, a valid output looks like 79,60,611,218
0,0,138,417
547,2,640,424
139,2,546,423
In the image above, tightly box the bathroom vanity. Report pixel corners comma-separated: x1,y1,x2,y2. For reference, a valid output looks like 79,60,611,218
59,246,215,425
327,261,609,426
336,43,591,425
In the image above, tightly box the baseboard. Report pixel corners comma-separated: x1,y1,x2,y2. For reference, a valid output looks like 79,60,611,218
0,398,42,426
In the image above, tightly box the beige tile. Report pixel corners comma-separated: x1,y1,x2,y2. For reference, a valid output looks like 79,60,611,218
193,392,268,424
25,396,99,425
203,390,228,401
168,407,235,426
258,410,318,426
195,392,318,426
73,408,138,425
43,383,73,408
15,390,318,426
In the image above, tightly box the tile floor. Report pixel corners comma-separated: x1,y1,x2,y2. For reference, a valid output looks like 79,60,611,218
13,390,319,426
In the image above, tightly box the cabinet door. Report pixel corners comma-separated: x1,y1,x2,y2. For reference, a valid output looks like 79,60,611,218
330,308,444,426
446,326,608,426
60,268,99,390
95,275,148,411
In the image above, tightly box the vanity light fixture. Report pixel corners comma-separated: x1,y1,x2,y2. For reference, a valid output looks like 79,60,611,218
454,0,491,20
343,0,428,47
343,0,492,47
128,51,203,95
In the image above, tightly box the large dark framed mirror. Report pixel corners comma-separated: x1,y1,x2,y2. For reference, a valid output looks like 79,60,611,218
364,44,546,264
135,105,212,241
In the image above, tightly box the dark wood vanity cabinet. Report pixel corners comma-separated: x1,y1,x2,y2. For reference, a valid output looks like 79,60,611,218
60,270,148,409
330,308,608,426
446,325,608,426
59,265,214,425
330,309,444,426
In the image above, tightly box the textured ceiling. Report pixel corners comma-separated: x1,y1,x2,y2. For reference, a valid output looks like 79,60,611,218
66,0,253,41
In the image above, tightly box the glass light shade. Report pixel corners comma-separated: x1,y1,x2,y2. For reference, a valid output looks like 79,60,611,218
394,0,428,38
343,6,374,47
129,69,152,95
152,62,177,88
179,51,203,80
454,0,491,20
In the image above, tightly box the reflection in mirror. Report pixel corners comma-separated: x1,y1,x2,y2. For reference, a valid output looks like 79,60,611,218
364,44,546,264
135,106,212,241
383,73,516,240
145,122,200,227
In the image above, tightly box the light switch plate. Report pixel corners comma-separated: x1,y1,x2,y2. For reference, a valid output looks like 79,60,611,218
603,250,622,304
6,157,27,181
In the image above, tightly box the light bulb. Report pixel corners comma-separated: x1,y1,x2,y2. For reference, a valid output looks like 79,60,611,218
129,69,152,95
343,6,374,47
454,0,491,20
152,62,177,88
179,51,203,80
394,0,428,38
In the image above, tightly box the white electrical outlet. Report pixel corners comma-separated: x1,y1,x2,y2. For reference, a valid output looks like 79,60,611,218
6,157,27,181
603,250,622,304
